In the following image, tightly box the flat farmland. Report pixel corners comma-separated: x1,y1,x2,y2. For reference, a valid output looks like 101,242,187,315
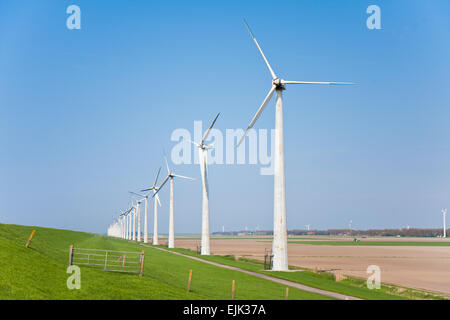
174,236,450,296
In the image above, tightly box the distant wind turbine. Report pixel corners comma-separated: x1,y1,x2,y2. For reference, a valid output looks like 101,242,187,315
127,208,132,240
132,201,137,241
123,212,128,239
119,211,126,239
442,209,447,238
142,168,163,245
122,206,133,240
188,113,220,255
153,156,194,248
129,191,149,243
237,19,353,271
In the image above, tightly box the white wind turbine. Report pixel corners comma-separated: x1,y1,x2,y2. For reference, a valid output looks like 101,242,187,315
118,211,126,239
442,208,447,238
122,206,133,240
188,113,220,255
127,198,138,241
122,212,127,239
153,156,194,248
238,20,353,271
141,168,163,245
136,199,144,242
132,202,137,241
122,211,128,239
127,206,133,240
130,191,149,243
128,206,134,240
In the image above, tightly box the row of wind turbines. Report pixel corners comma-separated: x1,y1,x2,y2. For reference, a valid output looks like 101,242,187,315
108,113,220,255
107,20,354,270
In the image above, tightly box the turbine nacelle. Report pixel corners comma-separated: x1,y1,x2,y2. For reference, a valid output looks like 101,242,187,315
188,113,220,151
272,78,285,90
199,142,214,150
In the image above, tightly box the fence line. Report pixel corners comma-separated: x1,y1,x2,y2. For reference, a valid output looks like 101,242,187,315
69,246,145,276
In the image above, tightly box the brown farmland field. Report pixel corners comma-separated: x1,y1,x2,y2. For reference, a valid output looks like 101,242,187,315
173,236,450,296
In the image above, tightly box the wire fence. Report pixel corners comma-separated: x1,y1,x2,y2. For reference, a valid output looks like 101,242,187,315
68,246,145,276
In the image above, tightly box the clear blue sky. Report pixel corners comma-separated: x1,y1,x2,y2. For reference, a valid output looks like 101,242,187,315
1,1,449,234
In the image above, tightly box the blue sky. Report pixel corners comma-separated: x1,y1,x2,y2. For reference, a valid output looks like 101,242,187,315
0,1,449,234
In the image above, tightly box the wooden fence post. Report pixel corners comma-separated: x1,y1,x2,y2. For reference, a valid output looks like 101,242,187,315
187,269,193,292
25,229,36,248
139,251,145,277
232,280,235,300
68,245,74,266
285,287,289,300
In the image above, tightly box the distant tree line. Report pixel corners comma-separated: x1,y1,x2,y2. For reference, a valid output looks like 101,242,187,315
213,228,448,238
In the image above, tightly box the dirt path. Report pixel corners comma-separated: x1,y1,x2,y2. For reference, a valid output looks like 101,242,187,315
141,244,362,300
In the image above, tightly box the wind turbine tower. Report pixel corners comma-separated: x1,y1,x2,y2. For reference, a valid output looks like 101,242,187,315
189,113,220,255
136,199,143,242
130,191,149,243
142,168,162,245
238,20,353,271
132,204,136,241
153,157,194,248
127,207,132,240
443,209,447,238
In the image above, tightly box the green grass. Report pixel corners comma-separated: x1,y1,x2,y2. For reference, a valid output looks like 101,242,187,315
288,240,450,246
166,247,447,300
0,223,331,300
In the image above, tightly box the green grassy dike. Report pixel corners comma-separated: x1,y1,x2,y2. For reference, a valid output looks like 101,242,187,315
0,223,330,300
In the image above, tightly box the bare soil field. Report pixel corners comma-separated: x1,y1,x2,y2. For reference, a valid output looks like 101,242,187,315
174,236,450,296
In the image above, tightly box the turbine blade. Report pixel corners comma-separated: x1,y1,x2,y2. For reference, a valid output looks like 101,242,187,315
243,19,277,80
173,174,195,181
237,85,276,147
153,175,169,197
141,187,155,192
153,167,161,187
129,191,145,197
200,113,220,145
164,156,171,174
282,80,355,85
187,139,201,148
156,194,161,206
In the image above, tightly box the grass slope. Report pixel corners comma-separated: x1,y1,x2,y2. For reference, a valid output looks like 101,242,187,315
0,224,330,300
